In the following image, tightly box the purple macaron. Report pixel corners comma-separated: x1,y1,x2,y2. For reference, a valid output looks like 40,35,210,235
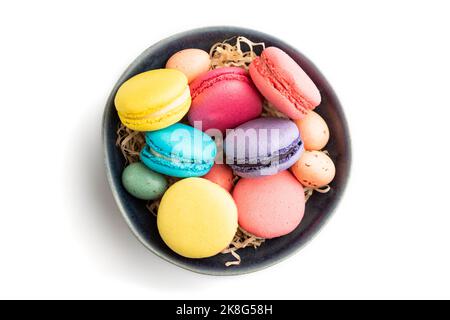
224,117,304,178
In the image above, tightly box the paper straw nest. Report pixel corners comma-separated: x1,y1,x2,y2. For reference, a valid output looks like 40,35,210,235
115,36,330,266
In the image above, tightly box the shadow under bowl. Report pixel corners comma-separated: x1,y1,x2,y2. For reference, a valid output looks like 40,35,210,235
102,26,352,275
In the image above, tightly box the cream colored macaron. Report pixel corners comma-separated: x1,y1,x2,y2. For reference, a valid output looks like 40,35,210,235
157,178,238,258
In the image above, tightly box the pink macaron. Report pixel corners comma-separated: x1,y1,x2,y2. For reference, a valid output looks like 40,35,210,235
232,170,305,239
249,47,321,119
188,67,263,133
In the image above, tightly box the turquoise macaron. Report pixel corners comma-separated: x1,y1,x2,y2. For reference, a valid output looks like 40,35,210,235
140,123,217,177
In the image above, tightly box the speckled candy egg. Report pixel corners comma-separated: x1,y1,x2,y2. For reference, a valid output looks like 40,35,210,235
166,49,211,83
202,164,234,192
291,151,335,188
294,111,329,150
122,162,168,200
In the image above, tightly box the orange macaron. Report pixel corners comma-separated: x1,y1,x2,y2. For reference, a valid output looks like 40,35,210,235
232,171,305,239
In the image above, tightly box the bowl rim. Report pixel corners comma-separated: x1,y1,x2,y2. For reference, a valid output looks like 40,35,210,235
102,25,352,276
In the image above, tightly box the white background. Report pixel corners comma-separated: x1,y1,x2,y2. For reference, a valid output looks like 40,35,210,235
1,0,449,300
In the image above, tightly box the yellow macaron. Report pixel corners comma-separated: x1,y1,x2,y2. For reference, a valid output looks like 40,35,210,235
114,69,191,131
157,178,238,258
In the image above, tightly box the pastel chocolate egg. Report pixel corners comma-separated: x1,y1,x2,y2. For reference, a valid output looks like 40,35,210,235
122,162,168,200
291,151,335,188
202,164,234,192
294,111,329,150
166,49,210,83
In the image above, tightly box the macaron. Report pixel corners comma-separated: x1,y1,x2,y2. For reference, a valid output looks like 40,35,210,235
233,170,305,239
188,67,263,133
202,163,234,192
291,151,335,188
157,178,238,258
224,117,304,178
114,69,191,131
249,47,321,119
294,111,329,150
166,48,211,83
121,162,168,200
140,123,216,178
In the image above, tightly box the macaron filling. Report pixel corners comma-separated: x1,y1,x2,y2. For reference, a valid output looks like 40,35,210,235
229,136,303,172
252,54,313,115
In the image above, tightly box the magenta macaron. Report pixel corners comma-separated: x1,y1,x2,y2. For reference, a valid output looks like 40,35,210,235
188,67,263,133
249,47,321,119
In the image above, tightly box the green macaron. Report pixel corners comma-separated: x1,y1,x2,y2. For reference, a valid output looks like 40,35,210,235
122,162,168,200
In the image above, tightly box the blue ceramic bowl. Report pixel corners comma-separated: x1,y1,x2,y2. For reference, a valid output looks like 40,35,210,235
102,26,351,275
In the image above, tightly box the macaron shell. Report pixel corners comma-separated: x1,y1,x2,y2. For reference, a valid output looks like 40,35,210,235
202,164,234,192
166,49,211,83
115,69,188,115
188,67,263,133
291,151,336,188
263,47,321,107
189,67,248,97
157,178,238,258
233,171,305,239
249,47,321,119
294,111,330,150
